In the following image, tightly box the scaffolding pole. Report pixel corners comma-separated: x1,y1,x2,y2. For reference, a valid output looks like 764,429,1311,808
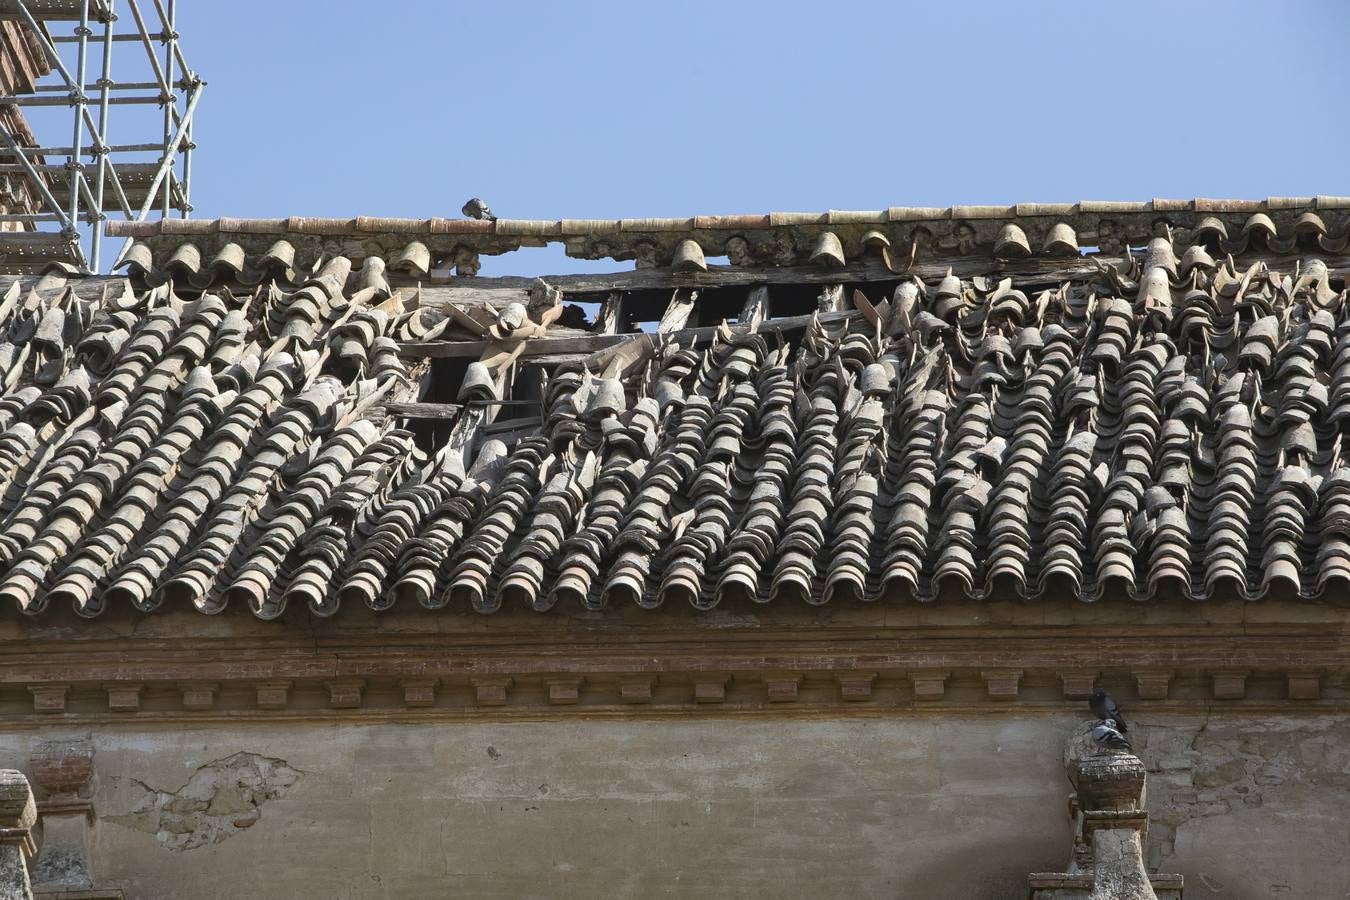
0,0,201,273
89,3,115,271
67,0,89,242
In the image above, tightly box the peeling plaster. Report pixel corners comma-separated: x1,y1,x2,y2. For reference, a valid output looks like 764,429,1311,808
108,752,301,851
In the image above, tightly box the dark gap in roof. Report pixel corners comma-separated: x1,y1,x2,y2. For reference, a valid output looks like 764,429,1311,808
695,286,749,327
409,357,466,453
617,289,673,333
491,364,546,429
768,283,835,317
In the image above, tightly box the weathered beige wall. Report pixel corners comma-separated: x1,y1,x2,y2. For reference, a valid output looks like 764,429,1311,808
2,714,1347,899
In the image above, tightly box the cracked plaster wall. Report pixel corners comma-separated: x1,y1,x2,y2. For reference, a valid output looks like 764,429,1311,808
107,751,302,851
1135,714,1350,899
0,715,1345,899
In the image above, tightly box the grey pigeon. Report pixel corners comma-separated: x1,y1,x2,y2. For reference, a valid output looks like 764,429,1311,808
462,198,496,221
1090,720,1132,751
1089,689,1127,733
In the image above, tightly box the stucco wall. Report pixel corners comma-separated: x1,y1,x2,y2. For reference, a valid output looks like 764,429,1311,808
2,715,1347,899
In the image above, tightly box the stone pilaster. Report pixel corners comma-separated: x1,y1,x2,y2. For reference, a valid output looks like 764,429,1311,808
1029,722,1183,900
27,740,95,894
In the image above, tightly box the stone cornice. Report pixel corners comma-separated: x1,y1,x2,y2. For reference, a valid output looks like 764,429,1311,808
1,604,1345,723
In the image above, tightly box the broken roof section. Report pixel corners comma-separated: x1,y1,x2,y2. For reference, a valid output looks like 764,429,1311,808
0,197,1344,619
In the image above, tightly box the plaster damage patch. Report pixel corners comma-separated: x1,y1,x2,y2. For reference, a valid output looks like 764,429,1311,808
109,752,301,851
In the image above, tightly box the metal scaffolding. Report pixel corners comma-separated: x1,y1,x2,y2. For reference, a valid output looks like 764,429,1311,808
0,0,202,272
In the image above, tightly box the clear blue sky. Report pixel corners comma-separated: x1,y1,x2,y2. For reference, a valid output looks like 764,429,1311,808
162,0,1349,276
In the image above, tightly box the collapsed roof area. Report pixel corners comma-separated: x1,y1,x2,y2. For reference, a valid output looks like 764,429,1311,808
0,197,1345,619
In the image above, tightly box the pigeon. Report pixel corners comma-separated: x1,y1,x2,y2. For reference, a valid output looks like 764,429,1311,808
462,198,496,221
1090,720,1132,751
1089,689,1127,733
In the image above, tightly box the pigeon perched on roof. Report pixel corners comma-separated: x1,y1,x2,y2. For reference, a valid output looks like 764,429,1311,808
462,198,497,221
1089,689,1127,733
1090,720,1132,751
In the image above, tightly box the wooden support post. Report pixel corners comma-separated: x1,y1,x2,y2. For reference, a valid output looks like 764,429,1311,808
739,285,770,327
595,291,622,334
657,288,698,334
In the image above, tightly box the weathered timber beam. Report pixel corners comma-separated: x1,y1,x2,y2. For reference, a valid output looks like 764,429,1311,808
739,285,769,326
380,399,540,419
657,288,697,333
594,292,622,334
381,401,462,419
407,251,1350,306
401,310,862,359
406,254,1116,310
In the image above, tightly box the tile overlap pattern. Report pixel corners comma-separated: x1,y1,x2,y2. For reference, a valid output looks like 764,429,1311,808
0,225,1346,616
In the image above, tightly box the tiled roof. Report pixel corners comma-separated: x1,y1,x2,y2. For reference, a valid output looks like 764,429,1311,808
0,200,1348,617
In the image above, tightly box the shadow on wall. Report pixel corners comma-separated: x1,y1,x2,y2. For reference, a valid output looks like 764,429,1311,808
901,840,1062,900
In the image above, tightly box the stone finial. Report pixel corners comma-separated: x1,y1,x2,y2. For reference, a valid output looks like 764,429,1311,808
0,771,36,837
1076,751,1146,814
1030,722,1183,900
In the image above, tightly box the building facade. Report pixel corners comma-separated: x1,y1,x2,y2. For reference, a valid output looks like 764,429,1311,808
0,199,1347,897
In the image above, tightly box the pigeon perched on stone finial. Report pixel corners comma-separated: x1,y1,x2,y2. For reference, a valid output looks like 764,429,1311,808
1090,720,1132,751
1089,689,1127,733
462,198,497,221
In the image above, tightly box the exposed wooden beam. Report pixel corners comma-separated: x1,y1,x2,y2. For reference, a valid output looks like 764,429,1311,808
380,399,542,419
381,401,461,419
401,310,861,359
739,285,769,327
657,288,697,334
405,254,1119,311
595,292,622,334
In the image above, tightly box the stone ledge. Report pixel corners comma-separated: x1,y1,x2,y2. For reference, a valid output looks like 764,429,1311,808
0,663,1343,723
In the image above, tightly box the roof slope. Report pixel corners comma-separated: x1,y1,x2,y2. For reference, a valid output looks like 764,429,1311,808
1,200,1348,618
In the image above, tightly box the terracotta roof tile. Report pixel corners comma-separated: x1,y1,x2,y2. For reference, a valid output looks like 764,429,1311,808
3,200,1350,617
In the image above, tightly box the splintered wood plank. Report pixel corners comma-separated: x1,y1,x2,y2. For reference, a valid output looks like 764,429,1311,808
414,284,531,310
382,401,462,419
406,253,1168,305
402,309,862,358
594,292,623,334
657,288,698,333
739,285,770,327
